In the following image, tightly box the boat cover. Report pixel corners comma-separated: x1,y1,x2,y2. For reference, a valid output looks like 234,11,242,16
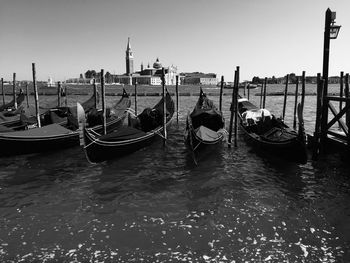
99,126,147,142
195,125,220,142
0,123,73,137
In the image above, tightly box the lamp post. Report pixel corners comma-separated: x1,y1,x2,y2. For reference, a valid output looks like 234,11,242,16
322,8,341,97
321,8,341,146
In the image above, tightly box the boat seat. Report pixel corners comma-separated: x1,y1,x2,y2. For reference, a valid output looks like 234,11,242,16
242,109,272,125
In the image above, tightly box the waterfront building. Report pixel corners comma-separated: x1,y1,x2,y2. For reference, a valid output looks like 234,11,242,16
115,38,179,86
182,72,217,85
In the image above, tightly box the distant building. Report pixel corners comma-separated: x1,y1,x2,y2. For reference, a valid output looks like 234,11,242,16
113,38,179,86
182,72,217,85
47,77,54,87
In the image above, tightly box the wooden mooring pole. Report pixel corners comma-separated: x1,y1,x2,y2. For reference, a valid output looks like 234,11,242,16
162,68,167,145
345,73,350,148
57,81,61,107
339,71,344,130
293,77,299,130
312,73,324,160
93,78,98,109
262,77,267,108
13,73,17,109
25,82,29,107
1,78,5,106
64,86,68,107
259,81,263,108
247,82,250,100
301,71,306,110
176,75,179,123
32,63,41,127
219,76,224,113
282,74,289,121
134,81,138,115
101,69,106,135
234,66,239,147
228,69,237,148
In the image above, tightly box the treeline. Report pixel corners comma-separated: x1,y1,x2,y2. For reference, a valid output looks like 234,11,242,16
83,70,117,83
251,73,342,84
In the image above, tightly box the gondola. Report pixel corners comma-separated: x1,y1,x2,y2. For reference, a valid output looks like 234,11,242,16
185,89,225,157
237,97,307,164
0,89,100,130
0,90,25,112
0,90,130,157
80,91,175,163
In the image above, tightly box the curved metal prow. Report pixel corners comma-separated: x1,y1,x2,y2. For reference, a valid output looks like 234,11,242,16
77,102,86,147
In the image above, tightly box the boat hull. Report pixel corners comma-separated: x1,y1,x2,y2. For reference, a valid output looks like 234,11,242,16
82,91,175,163
238,98,307,164
239,124,307,164
84,127,163,163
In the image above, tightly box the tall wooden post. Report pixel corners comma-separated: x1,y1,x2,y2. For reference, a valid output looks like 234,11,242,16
339,71,344,129
282,74,289,121
262,77,267,108
134,81,138,115
259,81,263,108
13,73,17,109
1,78,4,106
176,75,179,123
162,68,167,145
345,73,350,148
64,86,68,107
25,82,29,107
312,74,324,159
101,69,106,135
234,66,240,147
247,83,250,100
301,71,306,110
93,78,98,109
32,63,41,127
219,76,224,113
293,77,299,129
228,69,237,148
57,81,61,107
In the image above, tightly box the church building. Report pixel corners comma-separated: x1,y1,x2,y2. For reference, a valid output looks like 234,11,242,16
115,38,179,86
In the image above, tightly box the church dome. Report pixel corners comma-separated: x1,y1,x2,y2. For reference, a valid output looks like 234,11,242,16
153,58,162,69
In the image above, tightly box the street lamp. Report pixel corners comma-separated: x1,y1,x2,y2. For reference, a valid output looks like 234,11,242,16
330,11,341,39
322,8,341,101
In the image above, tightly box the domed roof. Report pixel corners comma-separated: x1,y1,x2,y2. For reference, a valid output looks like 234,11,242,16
153,58,162,69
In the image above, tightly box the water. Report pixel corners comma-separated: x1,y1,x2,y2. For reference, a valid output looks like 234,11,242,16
0,85,349,262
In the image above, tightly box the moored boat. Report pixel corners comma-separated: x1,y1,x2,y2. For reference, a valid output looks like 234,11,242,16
0,90,130,157
80,90,175,163
185,89,226,159
237,97,307,164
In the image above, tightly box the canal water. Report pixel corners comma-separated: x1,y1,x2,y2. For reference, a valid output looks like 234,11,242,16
0,85,349,262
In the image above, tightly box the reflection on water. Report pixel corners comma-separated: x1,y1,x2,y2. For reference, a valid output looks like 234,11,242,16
0,92,349,262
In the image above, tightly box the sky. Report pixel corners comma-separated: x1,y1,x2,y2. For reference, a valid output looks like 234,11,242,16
1,0,349,82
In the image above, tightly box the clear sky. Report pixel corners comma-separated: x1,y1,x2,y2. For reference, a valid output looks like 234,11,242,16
1,0,349,82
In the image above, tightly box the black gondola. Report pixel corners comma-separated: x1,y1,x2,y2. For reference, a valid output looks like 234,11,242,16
238,97,307,164
0,90,100,130
0,90,130,157
80,91,175,163
185,89,225,158
0,90,25,112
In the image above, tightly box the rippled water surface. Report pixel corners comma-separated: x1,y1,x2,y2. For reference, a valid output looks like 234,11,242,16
0,85,349,262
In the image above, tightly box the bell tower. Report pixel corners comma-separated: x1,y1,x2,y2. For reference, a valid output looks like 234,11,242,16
125,37,134,75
